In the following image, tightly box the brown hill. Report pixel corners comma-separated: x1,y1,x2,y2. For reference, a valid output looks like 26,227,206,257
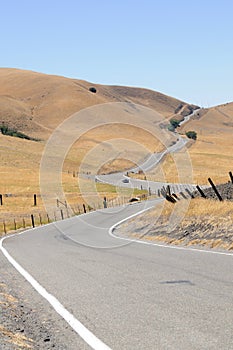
144,102,233,185
0,68,196,218
0,68,192,139
179,102,233,183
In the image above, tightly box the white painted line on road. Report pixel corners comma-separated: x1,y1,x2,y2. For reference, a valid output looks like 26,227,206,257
0,235,111,350
109,205,156,236
109,209,233,257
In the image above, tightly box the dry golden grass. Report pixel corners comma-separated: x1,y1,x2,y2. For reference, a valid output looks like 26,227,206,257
0,68,185,138
129,104,233,185
129,153,181,183
179,105,233,184
181,197,233,218
63,123,166,175
0,286,33,349
117,198,233,250
0,149,146,235
1,68,233,244
0,292,18,304
1,68,188,229
141,198,233,227
0,325,33,349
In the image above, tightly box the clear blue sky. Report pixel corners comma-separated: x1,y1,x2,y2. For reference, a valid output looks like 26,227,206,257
1,0,233,107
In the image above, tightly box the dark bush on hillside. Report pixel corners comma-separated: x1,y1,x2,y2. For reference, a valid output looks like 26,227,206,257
186,130,197,140
174,103,183,114
168,118,180,131
89,87,97,93
0,124,39,141
170,119,180,128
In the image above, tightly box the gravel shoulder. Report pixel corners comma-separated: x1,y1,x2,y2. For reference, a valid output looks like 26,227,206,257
0,249,88,350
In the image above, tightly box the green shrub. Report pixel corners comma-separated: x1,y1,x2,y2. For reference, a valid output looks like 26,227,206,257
168,118,180,131
89,87,97,93
186,130,197,140
0,123,39,141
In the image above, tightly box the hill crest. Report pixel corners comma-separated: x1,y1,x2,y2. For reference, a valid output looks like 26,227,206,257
0,68,196,139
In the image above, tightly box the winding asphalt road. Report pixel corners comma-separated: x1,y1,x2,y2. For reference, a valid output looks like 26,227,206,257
1,200,233,349
96,122,199,194
1,108,232,349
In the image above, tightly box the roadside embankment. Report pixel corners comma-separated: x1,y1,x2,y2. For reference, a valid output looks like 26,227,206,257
116,198,233,250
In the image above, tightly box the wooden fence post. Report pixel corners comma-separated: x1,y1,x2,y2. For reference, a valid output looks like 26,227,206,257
31,214,35,228
165,195,176,203
34,194,37,206
60,209,64,220
0,194,2,206
166,185,171,196
3,221,6,234
229,172,233,184
172,193,180,200
196,185,206,198
103,197,107,208
208,178,223,201
83,204,86,213
161,188,167,198
39,213,42,225
14,219,17,231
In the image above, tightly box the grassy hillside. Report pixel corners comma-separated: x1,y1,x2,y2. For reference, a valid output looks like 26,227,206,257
180,103,233,183
0,68,192,173
0,68,193,225
1,68,232,240
0,68,188,138
134,102,233,185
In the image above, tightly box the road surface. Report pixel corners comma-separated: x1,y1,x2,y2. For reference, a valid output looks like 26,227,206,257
96,136,197,195
1,200,233,349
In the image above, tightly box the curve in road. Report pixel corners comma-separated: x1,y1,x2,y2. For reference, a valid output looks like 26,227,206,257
1,199,233,349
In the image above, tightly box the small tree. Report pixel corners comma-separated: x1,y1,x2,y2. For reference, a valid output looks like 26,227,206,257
0,123,9,135
168,118,180,131
89,87,97,93
170,119,180,129
186,131,197,140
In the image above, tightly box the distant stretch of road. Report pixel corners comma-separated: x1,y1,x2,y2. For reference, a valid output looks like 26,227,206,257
1,200,233,349
96,109,209,196
96,135,196,195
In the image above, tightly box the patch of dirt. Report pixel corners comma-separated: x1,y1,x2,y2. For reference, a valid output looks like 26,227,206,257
0,277,67,349
0,253,85,349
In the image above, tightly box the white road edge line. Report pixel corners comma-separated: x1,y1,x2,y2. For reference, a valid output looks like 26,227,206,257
0,234,111,350
1,199,232,350
108,206,233,257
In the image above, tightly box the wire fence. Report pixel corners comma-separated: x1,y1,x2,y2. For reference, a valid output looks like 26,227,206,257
2,171,232,236
0,192,150,236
